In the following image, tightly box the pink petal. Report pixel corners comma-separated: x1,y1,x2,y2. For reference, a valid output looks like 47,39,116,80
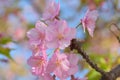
42,1,60,20
46,40,59,49
87,25,95,37
43,73,53,80
64,28,76,39
59,40,70,49
67,54,79,65
68,65,78,75
58,20,67,33
82,9,98,37
54,67,68,79
27,28,39,40
35,21,47,32
27,56,44,67
46,58,56,73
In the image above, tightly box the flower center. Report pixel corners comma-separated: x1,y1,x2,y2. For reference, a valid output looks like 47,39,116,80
39,32,45,41
57,34,63,40
55,59,61,67
36,58,44,67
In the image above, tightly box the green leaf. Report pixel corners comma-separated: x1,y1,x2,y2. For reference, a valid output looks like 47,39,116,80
94,0,104,5
89,53,113,71
87,69,101,80
0,46,12,60
28,24,35,29
0,37,12,44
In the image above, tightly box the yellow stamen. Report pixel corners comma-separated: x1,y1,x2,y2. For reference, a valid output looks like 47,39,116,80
58,34,63,40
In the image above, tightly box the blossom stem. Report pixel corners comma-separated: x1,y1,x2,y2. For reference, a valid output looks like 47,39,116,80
71,75,75,80
53,74,56,80
75,22,82,28
55,16,60,20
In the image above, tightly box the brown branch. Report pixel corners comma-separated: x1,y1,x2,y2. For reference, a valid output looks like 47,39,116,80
100,65,120,80
70,39,106,75
70,39,120,80
109,65,120,79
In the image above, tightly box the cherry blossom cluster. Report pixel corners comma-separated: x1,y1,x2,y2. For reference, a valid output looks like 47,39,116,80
27,1,98,80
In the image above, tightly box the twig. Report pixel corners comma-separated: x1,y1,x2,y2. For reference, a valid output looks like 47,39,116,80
76,22,82,28
110,23,120,31
109,23,120,42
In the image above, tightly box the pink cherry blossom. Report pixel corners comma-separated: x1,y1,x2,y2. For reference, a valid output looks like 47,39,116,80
26,1,89,79
38,73,54,80
47,50,70,80
42,1,60,20
29,44,41,56
27,56,47,76
74,77,87,80
46,20,76,49
66,53,79,76
81,9,98,37
27,20,47,47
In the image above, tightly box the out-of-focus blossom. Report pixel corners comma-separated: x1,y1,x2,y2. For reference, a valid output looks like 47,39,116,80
0,33,3,38
0,0,14,8
87,0,97,10
47,50,70,80
13,27,26,41
46,20,76,49
81,9,98,37
42,1,60,20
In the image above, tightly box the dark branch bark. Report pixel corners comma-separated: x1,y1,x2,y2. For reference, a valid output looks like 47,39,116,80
70,39,120,80
71,75,75,80
100,65,120,80
110,65,120,79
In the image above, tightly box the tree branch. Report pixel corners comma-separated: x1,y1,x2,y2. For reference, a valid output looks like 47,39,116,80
70,39,106,75
70,39,120,80
109,65,120,79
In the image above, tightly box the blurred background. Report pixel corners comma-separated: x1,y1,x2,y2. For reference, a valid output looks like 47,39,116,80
0,0,120,80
